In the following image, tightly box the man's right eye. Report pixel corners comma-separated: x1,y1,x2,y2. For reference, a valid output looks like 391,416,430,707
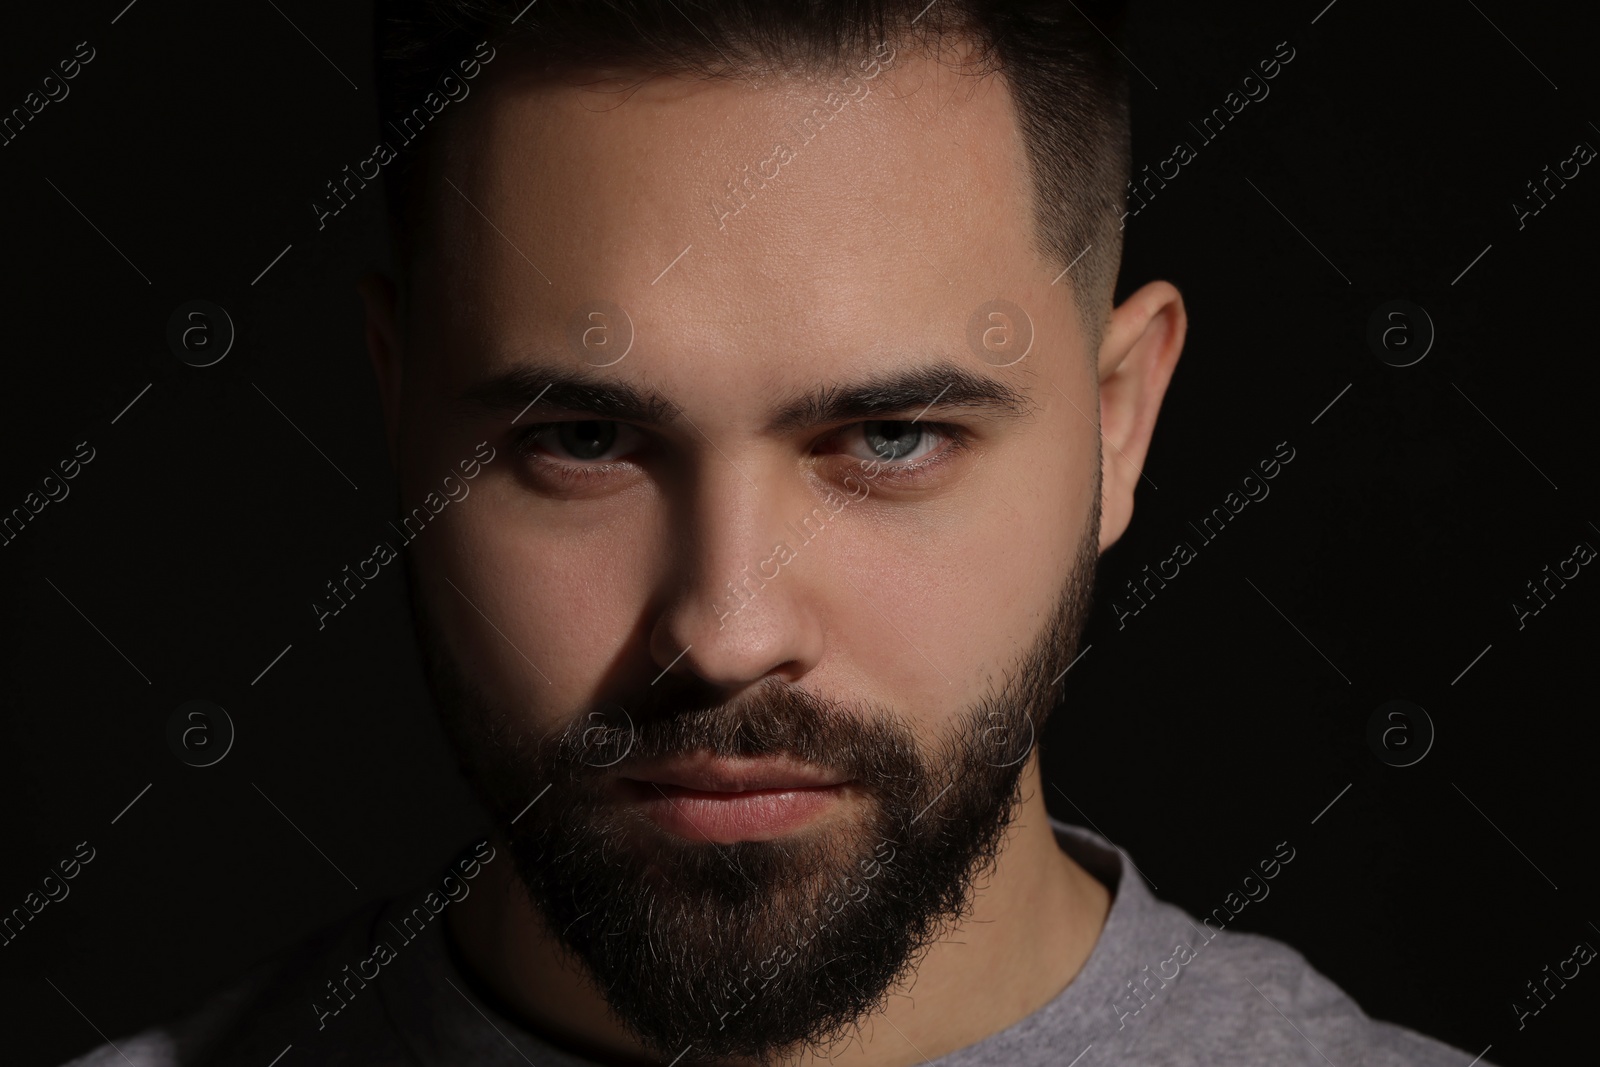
514,420,645,464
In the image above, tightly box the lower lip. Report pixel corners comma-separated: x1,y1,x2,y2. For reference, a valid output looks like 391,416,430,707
621,781,848,843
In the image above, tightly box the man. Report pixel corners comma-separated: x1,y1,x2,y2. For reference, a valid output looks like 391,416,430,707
64,1,1490,1064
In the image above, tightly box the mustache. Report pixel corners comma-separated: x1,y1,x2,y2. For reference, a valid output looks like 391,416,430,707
551,677,924,792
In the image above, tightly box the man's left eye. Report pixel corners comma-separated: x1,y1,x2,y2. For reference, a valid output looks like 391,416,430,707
840,421,943,464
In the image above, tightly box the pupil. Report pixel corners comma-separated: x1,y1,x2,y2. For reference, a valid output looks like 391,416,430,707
867,421,921,460
560,421,616,460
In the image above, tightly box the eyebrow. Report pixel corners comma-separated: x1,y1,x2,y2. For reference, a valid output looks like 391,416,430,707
458,359,1036,432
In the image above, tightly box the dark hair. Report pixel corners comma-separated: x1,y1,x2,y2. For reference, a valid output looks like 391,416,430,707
374,0,1131,348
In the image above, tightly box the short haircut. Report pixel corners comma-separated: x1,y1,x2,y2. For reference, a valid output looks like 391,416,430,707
373,0,1132,352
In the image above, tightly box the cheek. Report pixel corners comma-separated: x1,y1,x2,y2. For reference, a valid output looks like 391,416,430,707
944,426,1096,654
821,513,971,715
420,487,654,716
821,464,1087,716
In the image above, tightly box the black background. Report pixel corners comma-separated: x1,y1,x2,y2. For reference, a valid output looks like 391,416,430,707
2,1,1595,1064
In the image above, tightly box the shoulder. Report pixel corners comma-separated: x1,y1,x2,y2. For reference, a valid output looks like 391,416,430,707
55,959,280,1067
58,1030,182,1067
1134,923,1491,1066
1045,821,1490,1067
54,899,417,1067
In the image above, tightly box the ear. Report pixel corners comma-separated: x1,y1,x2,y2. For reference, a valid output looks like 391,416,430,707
1095,280,1187,552
357,271,404,469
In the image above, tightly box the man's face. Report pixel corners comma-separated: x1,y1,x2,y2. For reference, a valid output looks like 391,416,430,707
381,44,1108,1063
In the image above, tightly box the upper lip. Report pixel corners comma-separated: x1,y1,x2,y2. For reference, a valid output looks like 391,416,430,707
620,752,850,793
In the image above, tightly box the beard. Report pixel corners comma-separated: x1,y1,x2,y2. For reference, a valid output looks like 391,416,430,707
407,507,1099,1065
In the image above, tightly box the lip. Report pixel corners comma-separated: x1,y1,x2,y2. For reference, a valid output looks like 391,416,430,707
616,753,852,843
619,752,850,793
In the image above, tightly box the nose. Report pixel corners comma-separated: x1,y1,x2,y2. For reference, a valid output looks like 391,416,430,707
648,465,827,690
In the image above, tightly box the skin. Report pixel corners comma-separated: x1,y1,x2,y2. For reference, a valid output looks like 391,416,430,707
359,38,1185,1067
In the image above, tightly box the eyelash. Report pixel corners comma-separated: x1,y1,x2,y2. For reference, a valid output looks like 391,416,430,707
510,420,970,488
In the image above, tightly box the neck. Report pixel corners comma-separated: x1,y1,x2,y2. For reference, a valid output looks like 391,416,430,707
447,760,1111,1067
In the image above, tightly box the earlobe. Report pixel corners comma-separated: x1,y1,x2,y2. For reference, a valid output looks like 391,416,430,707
1095,280,1187,552
357,272,404,468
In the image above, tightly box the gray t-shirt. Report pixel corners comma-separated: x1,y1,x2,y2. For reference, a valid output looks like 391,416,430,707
59,820,1492,1066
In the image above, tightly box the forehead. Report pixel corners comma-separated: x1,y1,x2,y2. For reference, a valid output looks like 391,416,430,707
407,48,1069,391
